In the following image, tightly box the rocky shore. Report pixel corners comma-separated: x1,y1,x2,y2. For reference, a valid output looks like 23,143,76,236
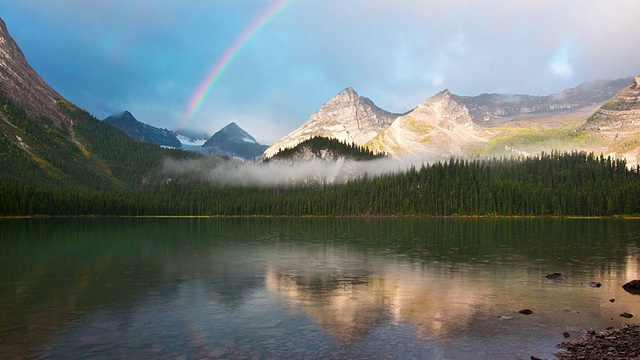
553,324,640,359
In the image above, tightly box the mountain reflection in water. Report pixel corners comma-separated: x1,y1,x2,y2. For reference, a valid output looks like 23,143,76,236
263,246,640,345
0,218,638,359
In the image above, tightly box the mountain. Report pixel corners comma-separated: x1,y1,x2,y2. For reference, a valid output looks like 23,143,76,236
452,78,632,126
103,111,181,148
202,122,268,160
367,90,483,158
0,17,193,190
266,78,635,163
582,75,640,165
263,87,402,158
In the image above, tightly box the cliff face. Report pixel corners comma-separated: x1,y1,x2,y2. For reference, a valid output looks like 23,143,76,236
453,78,632,125
263,87,400,158
0,18,69,126
583,76,640,130
367,90,484,158
582,76,640,166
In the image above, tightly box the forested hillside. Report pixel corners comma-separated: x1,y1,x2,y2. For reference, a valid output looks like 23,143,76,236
0,93,197,191
2,152,638,217
267,136,386,161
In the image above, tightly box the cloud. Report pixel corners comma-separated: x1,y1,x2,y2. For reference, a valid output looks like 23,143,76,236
163,156,423,187
550,60,573,79
431,75,445,89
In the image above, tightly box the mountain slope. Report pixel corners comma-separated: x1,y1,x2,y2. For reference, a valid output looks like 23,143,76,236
0,17,194,190
453,78,632,126
263,87,402,158
202,122,268,160
368,90,484,158
582,75,640,165
104,111,181,148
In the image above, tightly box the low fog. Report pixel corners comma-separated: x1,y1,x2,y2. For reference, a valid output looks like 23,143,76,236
162,156,428,187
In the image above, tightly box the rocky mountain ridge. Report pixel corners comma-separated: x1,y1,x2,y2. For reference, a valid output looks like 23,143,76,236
267,77,637,165
582,76,640,165
103,111,181,148
452,78,632,125
583,76,640,130
368,90,483,157
263,87,402,158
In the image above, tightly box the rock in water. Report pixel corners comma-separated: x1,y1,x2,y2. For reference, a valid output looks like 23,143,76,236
546,273,564,281
622,280,640,295
519,309,533,315
583,281,602,288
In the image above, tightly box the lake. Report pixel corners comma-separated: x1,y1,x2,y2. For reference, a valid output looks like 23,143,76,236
0,217,639,359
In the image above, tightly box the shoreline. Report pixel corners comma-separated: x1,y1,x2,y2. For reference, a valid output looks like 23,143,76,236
1,214,639,220
553,324,640,359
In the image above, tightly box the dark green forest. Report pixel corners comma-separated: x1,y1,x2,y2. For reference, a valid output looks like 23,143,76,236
0,93,197,191
2,151,639,217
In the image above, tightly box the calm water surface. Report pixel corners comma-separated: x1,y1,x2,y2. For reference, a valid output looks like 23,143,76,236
0,218,639,359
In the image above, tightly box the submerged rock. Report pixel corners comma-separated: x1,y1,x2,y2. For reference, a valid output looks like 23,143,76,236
622,280,640,295
620,312,634,319
583,281,602,288
519,309,533,315
546,273,564,281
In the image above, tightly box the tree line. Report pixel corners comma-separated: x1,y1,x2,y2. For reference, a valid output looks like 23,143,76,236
1,151,639,217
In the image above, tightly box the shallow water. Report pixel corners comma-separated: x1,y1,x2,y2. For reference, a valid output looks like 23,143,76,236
0,218,639,359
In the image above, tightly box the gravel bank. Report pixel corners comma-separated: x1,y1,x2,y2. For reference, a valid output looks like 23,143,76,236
554,324,640,359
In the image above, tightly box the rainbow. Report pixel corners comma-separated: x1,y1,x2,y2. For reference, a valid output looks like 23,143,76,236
177,0,296,130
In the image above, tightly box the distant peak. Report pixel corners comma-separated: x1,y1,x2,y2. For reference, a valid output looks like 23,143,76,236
416,89,457,108
338,87,358,97
205,122,261,147
223,122,241,130
117,110,136,121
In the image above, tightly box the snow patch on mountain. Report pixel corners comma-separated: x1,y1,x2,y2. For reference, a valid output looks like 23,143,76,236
176,134,207,146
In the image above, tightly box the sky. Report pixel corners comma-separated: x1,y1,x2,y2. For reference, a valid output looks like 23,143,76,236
1,0,639,144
